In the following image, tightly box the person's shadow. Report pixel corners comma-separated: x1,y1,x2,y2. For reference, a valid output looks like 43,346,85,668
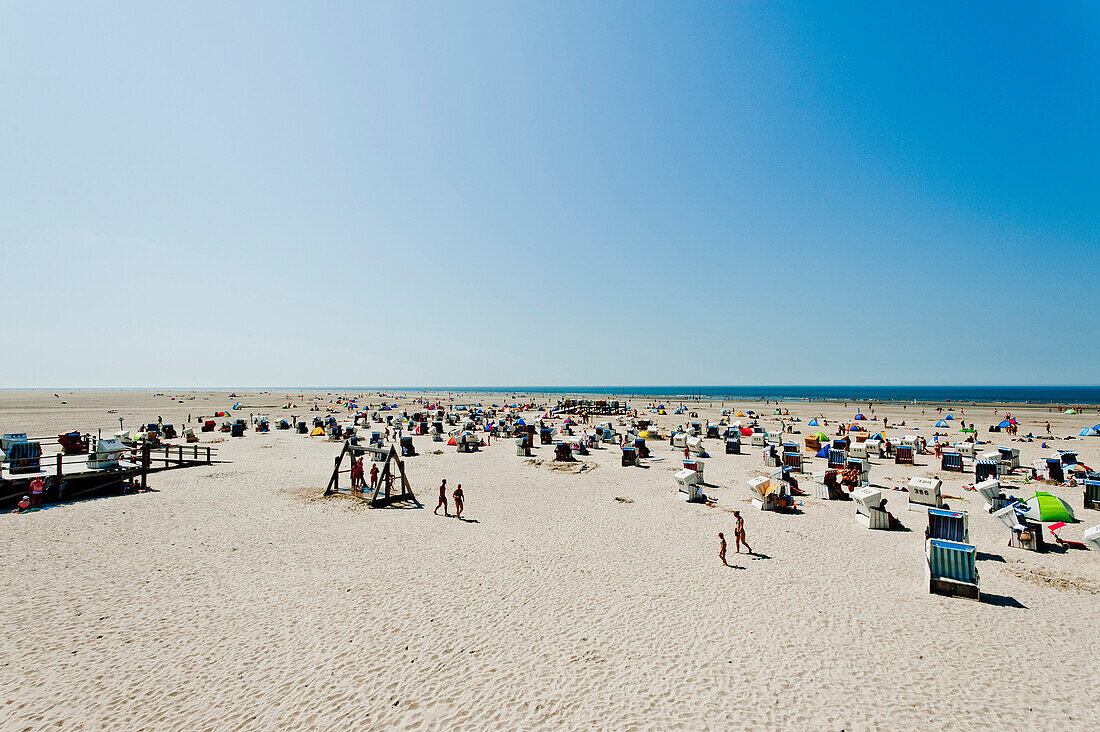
458,517,480,523
744,552,771,560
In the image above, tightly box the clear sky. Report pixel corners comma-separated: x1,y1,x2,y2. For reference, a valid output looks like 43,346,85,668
2,2,1097,388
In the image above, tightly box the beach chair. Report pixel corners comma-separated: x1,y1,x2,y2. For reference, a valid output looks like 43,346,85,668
515,436,531,457
1083,525,1100,552
1,433,28,453
400,436,416,457
926,539,980,601
804,436,821,453
1083,480,1100,510
974,459,998,483
827,448,847,470
853,487,893,530
783,452,803,472
7,441,42,474
813,470,845,500
554,442,573,462
670,432,687,449
832,437,850,451
1045,458,1064,483
997,447,1021,470
992,504,1044,552
895,445,914,465
705,425,719,439
634,438,651,459
940,451,964,472
907,477,944,511
926,508,969,543
953,442,977,459
539,427,554,445
975,479,1014,513
748,476,791,511
204,420,218,433
87,438,126,470
725,438,740,455
863,438,882,458
849,442,868,460
57,431,89,455
621,446,637,467
750,432,767,447
184,427,198,443
846,457,870,486
686,436,707,457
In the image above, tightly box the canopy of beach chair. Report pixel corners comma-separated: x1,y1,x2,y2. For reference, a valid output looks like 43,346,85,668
1020,492,1076,523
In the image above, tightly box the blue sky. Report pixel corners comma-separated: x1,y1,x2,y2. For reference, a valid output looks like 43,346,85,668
2,2,1097,387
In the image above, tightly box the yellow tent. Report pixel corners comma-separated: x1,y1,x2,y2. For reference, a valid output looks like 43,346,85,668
310,426,325,436
735,411,745,417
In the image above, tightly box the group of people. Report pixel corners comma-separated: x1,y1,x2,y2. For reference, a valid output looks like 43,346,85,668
349,457,382,494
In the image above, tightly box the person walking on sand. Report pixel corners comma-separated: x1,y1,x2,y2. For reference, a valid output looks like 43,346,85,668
453,484,464,520
434,479,449,516
733,511,752,554
369,462,379,491
718,532,728,566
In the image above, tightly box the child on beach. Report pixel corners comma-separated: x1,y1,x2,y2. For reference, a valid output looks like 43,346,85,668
718,532,728,566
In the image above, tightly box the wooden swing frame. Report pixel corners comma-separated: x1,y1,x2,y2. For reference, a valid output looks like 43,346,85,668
324,440,418,507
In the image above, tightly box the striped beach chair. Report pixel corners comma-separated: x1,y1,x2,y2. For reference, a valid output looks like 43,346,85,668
895,445,914,465
827,448,847,469
940,451,964,472
1084,480,1100,510
926,508,969,543
975,459,999,483
1059,451,1078,466
927,539,980,601
783,451,802,471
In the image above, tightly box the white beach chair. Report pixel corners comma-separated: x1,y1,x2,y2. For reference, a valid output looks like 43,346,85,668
907,477,944,511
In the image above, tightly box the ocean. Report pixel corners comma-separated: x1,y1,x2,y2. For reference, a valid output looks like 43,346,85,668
379,386,1100,405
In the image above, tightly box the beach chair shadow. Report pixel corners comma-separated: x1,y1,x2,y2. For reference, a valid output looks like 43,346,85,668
975,551,1006,563
980,593,1027,609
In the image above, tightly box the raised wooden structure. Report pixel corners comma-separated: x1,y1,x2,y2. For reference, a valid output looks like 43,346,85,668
324,440,418,508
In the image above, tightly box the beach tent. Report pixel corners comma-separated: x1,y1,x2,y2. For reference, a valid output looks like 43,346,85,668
811,431,829,441
1079,427,1099,437
1065,409,1077,414
309,426,324,436
815,445,829,458
945,414,954,420
935,420,949,428
233,401,241,410
1020,492,1076,523
848,424,865,432
998,418,1018,428
739,427,753,437
854,413,867,420
808,418,819,426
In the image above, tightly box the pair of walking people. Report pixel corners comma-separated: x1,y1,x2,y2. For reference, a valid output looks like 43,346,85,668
433,479,464,520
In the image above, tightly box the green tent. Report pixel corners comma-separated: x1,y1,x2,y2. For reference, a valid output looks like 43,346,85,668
1020,492,1076,523
811,431,829,441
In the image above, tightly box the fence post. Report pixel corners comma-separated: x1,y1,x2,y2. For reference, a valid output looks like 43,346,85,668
141,444,149,491
206,447,211,464
56,453,62,478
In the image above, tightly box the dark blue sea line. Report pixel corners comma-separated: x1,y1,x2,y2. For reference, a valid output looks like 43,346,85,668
364,386,1100,404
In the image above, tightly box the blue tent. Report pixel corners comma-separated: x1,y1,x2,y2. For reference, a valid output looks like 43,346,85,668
935,419,949,427
945,414,954,420
1080,427,1100,437
808,418,819,426
815,445,829,458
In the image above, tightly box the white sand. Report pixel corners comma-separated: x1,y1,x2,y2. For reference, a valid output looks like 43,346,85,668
2,390,1098,730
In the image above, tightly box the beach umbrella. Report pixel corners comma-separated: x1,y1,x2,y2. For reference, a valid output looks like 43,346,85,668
1020,492,1076,523
808,418,819,426
935,419,949,427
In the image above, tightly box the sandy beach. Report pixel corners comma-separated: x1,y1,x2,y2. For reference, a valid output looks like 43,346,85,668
1,389,1098,730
